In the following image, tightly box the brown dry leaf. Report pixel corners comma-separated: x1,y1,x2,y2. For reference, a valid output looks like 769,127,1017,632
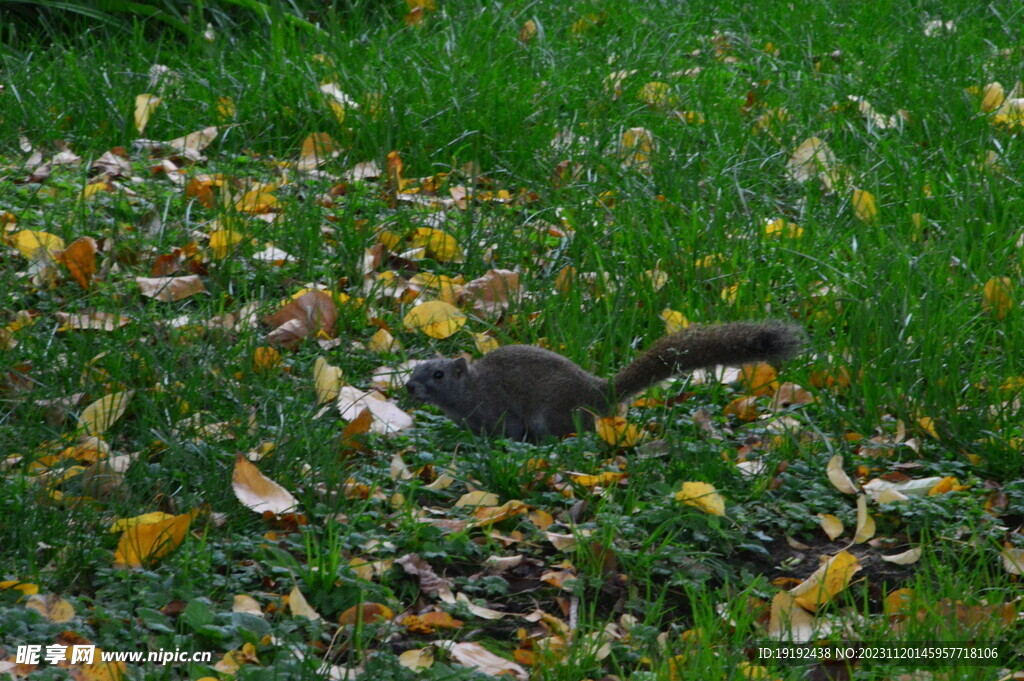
403,300,467,339
134,94,161,134
113,510,193,568
826,455,859,495
983,276,1014,320
817,513,844,540
396,553,452,596
253,346,281,372
673,481,726,516
853,494,876,543
313,357,344,404
771,383,815,410
78,391,133,436
790,550,861,612
231,454,299,515
460,269,520,316
435,641,528,681
264,290,338,346
25,593,76,623
58,237,98,289
136,275,207,302
1001,546,1024,575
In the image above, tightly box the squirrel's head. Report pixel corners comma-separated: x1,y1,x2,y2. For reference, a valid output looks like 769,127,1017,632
405,357,469,409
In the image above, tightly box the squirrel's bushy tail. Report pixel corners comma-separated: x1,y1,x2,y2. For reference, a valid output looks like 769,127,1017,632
612,322,804,400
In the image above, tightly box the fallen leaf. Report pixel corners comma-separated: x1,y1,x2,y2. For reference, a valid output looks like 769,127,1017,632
826,455,859,494
852,189,878,223
817,513,844,540
880,547,922,565
58,237,98,289
78,391,133,436
313,357,344,404
136,275,208,302
113,510,193,568
434,641,528,680
853,494,876,543
790,550,860,612
288,585,322,620
337,386,413,435
134,94,161,133
983,276,1013,320
231,454,299,515
403,300,467,339
673,481,726,516
338,602,393,625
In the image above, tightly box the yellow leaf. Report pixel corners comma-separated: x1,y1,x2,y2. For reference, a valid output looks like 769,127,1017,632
595,416,645,447
209,229,246,259
288,585,322,620
928,476,967,495
980,82,1005,112
739,363,778,396
253,346,281,372
471,500,529,527
571,471,627,488
853,494,876,544
235,190,278,213
817,513,844,540
884,588,914,615
518,19,537,44
25,593,76,623
403,300,467,339
367,328,398,353
78,391,133,436
110,511,177,532
472,332,499,354
313,357,344,404
338,602,394,624
113,511,193,568
638,81,673,108
790,550,860,612
768,591,816,642
661,308,689,333
917,415,939,438
456,490,501,507
764,218,803,239
399,648,435,671
620,127,656,172
10,229,65,258
409,227,464,262
852,189,878,222
983,276,1013,320
1001,546,1024,575
673,481,726,516
217,96,236,120
134,94,161,134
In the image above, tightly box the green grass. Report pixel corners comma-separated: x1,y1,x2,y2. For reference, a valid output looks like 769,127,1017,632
1,1,1023,679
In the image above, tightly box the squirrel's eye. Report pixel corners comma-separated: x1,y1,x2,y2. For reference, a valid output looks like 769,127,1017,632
432,370,444,380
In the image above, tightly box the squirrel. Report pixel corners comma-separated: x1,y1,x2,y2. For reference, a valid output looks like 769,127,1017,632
405,321,804,442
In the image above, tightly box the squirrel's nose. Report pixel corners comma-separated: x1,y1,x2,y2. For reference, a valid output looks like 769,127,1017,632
405,382,415,395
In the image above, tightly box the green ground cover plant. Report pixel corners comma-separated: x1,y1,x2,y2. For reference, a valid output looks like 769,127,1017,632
0,0,1022,679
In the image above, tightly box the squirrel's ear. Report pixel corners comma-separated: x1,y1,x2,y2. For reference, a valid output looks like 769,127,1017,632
452,357,468,375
